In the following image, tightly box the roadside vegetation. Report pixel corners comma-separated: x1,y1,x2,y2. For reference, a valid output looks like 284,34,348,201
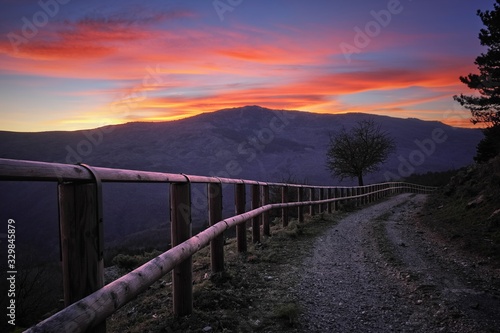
403,169,462,187
107,212,342,333
421,156,500,266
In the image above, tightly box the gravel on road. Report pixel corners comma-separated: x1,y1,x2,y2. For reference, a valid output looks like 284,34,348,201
297,193,500,333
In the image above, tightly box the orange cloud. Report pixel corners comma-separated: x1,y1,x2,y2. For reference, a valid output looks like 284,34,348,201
0,8,482,132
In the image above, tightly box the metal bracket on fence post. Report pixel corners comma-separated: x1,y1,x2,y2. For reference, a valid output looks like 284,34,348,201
78,163,104,260
171,173,193,317
57,163,106,332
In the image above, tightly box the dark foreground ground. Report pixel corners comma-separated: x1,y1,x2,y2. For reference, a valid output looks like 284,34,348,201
108,193,500,332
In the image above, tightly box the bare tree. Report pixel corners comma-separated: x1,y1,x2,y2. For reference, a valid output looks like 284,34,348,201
326,119,395,186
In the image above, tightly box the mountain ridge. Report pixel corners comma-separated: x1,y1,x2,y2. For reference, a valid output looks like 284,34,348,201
0,105,484,256
0,104,468,135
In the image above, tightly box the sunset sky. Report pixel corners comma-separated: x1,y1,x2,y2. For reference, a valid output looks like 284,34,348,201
0,0,494,132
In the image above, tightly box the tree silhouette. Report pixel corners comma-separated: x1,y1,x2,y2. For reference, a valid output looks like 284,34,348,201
453,0,500,161
326,120,395,186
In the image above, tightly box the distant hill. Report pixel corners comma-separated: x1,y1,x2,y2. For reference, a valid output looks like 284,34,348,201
0,106,484,257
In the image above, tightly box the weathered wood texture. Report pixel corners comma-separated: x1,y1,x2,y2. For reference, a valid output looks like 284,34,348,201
262,185,270,236
298,187,304,222
235,183,247,253
2,157,438,333
252,185,261,243
58,182,106,333
170,182,192,317
309,188,315,216
281,186,289,227
208,183,224,273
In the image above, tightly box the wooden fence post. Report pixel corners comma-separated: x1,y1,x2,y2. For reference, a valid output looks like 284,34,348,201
208,183,224,273
339,188,344,208
309,188,315,216
262,185,270,236
333,187,342,212
235,183,247,253
170,182,192,317
282,185,289,227
58,181,106,332
252,184,261,243
319,188,325,213
297,187,304,222
327,188,333,213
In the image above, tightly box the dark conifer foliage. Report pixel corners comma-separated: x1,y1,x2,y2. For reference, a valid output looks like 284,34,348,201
454,0,500,161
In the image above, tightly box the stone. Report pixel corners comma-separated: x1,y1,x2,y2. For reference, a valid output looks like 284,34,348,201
467,195,484,208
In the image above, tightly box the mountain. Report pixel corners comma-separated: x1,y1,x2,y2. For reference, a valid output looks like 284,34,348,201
0,106,484,258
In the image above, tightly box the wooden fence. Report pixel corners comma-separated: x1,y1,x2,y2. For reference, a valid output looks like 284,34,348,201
0,158,437,333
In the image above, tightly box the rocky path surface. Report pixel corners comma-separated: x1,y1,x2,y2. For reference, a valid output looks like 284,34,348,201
297,194,500,332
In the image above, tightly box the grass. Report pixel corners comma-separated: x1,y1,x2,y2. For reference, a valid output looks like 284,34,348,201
106,211,342,332
373,211,405,267
273,302,300,325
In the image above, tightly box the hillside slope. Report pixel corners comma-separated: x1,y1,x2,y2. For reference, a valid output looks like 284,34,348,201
422,156,500,265
0,106,483,184
0,106,484,257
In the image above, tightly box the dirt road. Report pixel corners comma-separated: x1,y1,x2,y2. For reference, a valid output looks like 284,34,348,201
297,194,500,332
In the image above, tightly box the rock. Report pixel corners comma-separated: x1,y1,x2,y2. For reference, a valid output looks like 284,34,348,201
470,302,480,310
202,326,213,332
467,195,484,208
489,208,500,219
249,319,263,328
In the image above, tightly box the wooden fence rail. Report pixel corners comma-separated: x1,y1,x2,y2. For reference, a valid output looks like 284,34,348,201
0,158,437,333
